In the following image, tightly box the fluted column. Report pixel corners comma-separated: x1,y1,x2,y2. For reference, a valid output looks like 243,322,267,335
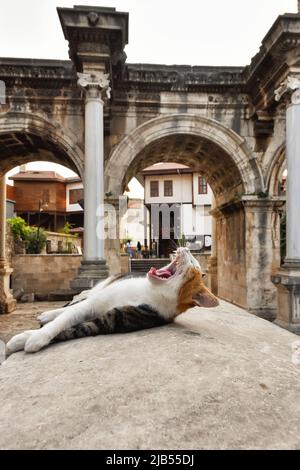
275,77,300,266
271,76,300,332
0,176,16,314
207,196,218,295
78,72,111,261
70,73,110,292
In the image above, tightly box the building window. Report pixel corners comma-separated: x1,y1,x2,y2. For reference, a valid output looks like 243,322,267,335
164,180,173,197
69,188,84,204
150,181,159,197
198,176,208,194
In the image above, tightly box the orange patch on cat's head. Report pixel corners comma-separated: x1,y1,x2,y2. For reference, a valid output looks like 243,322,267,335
176,267,219,315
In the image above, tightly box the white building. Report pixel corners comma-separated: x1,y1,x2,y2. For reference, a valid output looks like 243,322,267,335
142,163,213,258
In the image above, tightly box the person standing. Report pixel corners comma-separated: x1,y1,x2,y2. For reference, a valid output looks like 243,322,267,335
137,241,142,258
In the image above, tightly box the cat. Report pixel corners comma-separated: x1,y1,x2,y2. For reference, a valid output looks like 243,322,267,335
6,247,219,355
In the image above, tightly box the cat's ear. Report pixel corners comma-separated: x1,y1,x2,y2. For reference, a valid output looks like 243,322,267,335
193,284,219,308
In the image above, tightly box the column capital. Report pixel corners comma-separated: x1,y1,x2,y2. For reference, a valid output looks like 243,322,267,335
77,72,111,100
275,76,300,105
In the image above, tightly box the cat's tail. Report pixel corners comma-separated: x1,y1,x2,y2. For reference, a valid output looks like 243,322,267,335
53,304,170,343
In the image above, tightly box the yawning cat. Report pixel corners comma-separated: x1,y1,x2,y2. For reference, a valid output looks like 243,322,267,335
6,248,219,355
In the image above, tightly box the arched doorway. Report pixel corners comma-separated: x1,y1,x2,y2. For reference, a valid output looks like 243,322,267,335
0,112,84,313
0,113,83,178
105,114,281,319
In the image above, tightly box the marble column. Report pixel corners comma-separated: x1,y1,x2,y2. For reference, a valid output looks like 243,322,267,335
207,196,218,295
272,77,300,332
0,176,16,314
70,72,110,292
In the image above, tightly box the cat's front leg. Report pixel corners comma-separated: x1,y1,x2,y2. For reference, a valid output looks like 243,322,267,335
24,299,99,353
38,307,65,325
6,330,35,355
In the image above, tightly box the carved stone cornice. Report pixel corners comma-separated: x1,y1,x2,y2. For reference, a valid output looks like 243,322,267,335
0,59,77,89
115,64,246,93
77,72,111,100
244,15,300,109
275,76,300,104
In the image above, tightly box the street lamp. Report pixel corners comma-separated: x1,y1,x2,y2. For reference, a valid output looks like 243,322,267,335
38,199,49,237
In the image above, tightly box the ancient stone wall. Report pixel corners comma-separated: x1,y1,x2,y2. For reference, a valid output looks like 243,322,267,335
216,208,247,308
11,254,82,296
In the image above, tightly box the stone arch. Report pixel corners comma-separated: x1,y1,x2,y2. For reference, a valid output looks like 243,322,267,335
265,142,286,197
0,112,84,178
105,114,264,200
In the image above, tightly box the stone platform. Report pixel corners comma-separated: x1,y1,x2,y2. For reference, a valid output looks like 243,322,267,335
0,301,300,449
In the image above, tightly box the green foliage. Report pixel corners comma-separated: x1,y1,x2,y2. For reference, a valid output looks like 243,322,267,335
176,234,186,247
7,217,47,254
25,228,47,254
7,217,31,241
59,222,73,235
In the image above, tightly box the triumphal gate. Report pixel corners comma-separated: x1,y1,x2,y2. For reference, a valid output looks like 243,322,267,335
1,5,300,333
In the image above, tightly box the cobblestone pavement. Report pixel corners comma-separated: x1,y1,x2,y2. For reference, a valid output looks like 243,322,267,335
0,302,65,343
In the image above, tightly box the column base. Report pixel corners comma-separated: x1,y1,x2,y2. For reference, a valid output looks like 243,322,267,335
0,261,16,315
70,259,109,293
272,264,300,335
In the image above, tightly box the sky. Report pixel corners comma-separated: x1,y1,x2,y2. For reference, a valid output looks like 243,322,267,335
2,0,297,189
0,0,297,66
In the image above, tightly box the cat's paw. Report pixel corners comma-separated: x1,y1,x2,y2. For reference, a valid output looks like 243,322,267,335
24,330,51,353
38,311,57,325
6,331,33,355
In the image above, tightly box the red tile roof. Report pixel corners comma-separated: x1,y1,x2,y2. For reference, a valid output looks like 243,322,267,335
9,171,67,183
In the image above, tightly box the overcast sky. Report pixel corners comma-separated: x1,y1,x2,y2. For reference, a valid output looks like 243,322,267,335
3,0,297,185
0,0,297,66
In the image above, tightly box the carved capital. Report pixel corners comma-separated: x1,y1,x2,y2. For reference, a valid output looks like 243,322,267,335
275,76,300,105
77,72,111,100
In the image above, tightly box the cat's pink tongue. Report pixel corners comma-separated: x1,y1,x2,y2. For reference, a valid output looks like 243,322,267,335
149,267,171,278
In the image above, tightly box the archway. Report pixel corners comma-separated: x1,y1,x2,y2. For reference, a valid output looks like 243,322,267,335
105,114,264,201
105,114,273,315
0,112,84,312
0,112,84,178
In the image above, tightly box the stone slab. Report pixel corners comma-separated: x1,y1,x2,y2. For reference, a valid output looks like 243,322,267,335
0,301,300,449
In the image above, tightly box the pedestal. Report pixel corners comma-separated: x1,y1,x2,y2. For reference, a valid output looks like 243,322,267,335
272,78,300,333
0,260,16,314
272,262,300,334
0,176,16,314
70,260,109,293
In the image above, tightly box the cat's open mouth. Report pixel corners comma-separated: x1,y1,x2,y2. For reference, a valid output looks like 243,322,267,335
148,259,178,281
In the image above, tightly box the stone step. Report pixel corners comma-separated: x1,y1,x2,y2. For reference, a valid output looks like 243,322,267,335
130,259,170,273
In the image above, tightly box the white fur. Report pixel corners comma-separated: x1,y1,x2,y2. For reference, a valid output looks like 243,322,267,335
6,248,201,355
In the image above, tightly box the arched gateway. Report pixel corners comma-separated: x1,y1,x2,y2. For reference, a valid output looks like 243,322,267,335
1,5,300,330
106,114,263,196
105,114,277,319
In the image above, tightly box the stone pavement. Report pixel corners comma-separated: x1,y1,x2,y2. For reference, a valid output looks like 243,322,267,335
0,301,300,450
0,301,65,343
